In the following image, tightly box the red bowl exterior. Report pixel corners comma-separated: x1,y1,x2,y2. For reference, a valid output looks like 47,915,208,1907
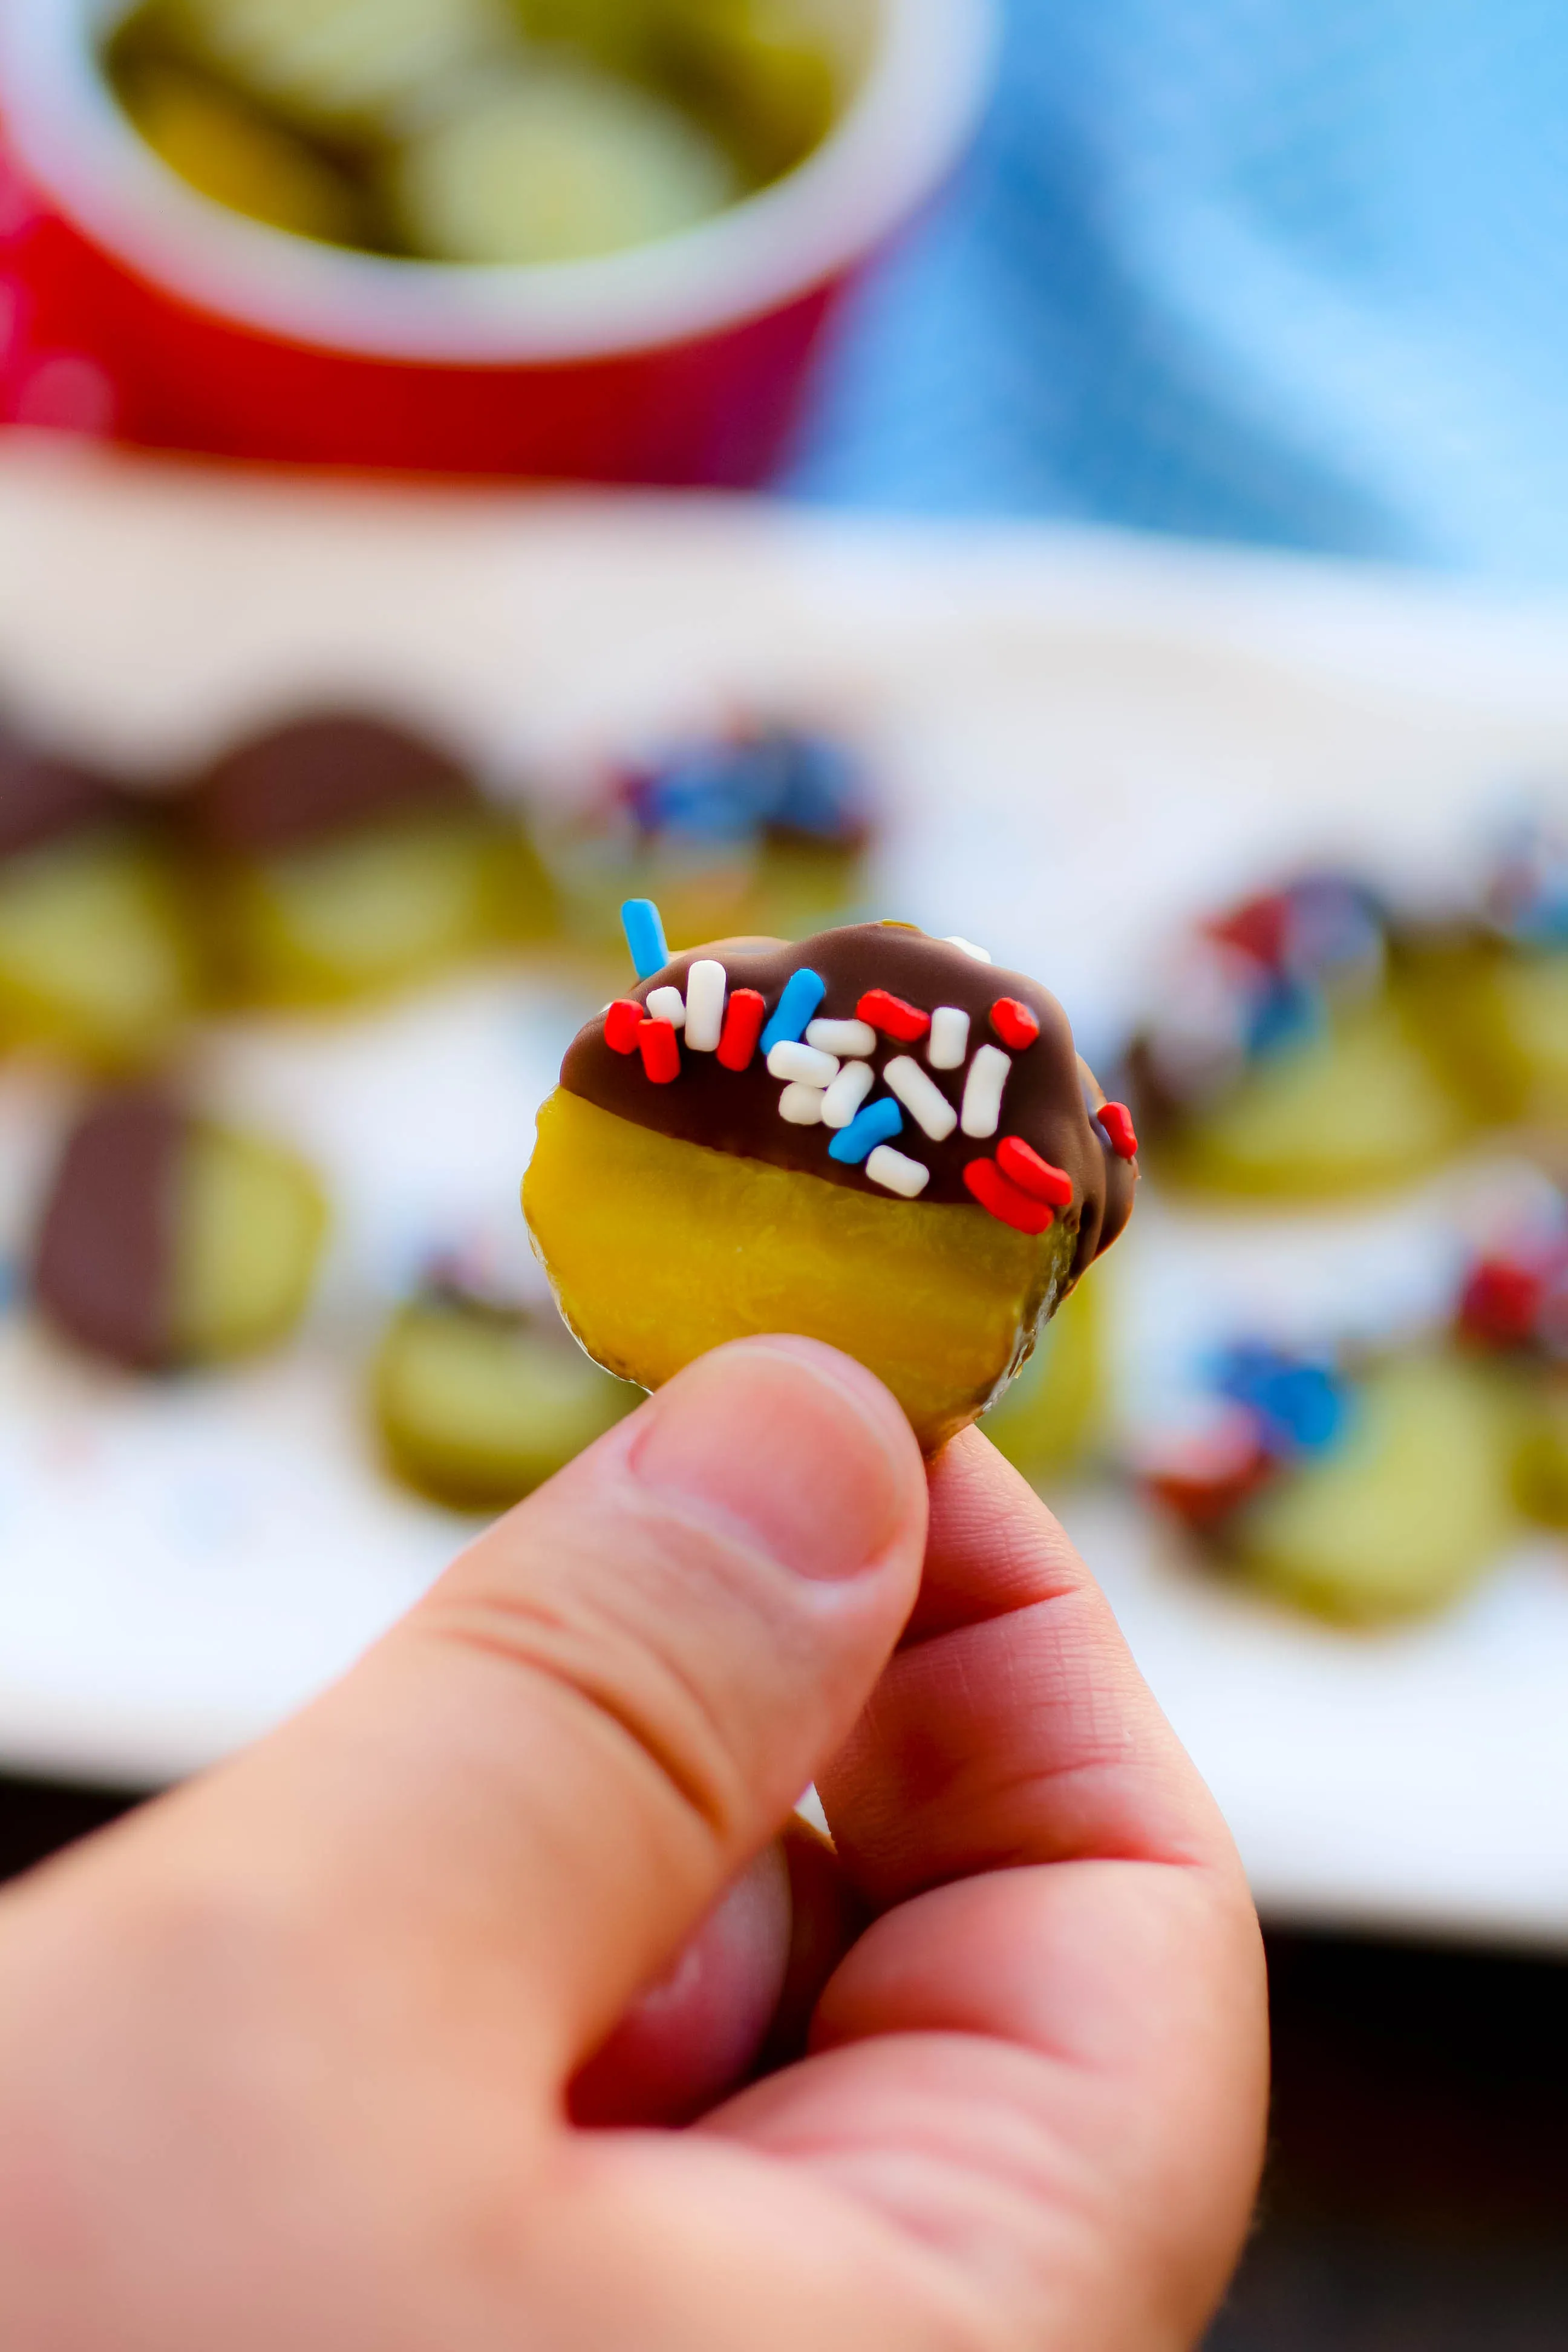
1,136,845,484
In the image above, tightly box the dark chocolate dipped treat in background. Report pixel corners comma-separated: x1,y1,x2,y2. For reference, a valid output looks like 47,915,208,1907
525,907,1138,1452
189,709,556,1007
33,1087,328,1373
1,715,200,1069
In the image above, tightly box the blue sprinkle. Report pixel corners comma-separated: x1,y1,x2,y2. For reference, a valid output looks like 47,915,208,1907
760,967,826,1053
621,899,669,981
1213,1344,1352,1458
829,1097,904,1165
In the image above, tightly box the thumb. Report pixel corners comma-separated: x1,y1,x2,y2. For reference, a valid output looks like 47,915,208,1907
127,1337,926,2089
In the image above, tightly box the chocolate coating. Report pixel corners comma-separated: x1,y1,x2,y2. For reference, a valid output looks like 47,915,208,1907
1,723,119,863
192,714,480,857
32,1090,183,1371
561,924,1136,1276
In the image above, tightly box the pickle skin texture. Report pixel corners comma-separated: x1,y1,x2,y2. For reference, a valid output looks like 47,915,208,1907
523,1088,1077,1455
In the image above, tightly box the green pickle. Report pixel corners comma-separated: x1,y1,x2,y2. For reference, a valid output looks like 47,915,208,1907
210,813,547,1008
0,829,200,1070
980,1272,1105,1483
375,1290,639,1510
172,1123,330,1363
1229,1354,1518,1623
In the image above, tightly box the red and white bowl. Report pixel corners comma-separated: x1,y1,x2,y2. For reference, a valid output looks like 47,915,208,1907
0,0,995,483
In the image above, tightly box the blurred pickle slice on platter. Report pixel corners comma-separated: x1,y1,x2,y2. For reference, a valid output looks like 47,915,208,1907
980,1273,1105,1485
171,1123,330,1365
374,1290,639,1511
390,60,739,263
1229,1354,1518,1622
0,831,200,1071
1159,998,1472,1201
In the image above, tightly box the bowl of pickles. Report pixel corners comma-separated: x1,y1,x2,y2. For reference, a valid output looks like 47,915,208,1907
0,0,995,478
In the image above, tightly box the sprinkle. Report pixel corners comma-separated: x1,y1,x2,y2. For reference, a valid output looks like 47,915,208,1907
961,1044,1011,1138
717,987,766,1071
761,967,827,1053
779,1083,828,1126
637,1018,681,1084
990,998,1040,1050
867,1145,930,1199
928,1006,970,1070
963,1157,1055,1234
621,898,668,981
604,999,643,1055
946,936,993,963
857,988,931,1044
768,1040,839,1087
822,1060,875,1128
684,959,727,1052
1098,1100,1138,1160
646,984,686,1029
883,1054,958,1142
806,1018,877,1057
829,1096,903,1165
997,1137,1073,1206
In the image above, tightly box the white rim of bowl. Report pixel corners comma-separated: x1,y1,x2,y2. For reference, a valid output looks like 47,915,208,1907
0,0,998,365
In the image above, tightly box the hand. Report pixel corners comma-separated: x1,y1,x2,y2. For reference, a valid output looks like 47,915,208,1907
0,1338,1266,2350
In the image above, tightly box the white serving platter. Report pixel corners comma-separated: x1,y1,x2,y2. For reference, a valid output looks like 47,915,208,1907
2,443,1567,1945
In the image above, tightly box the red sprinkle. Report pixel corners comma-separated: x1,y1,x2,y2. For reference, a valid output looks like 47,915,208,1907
638,1018,681,1084
857,988,931,1044
1097,1101,1138,1160
990,998,1040,1050
1460,1259,1544,1349
963,1157,1057,1235
604,999,644,1056
716,987,766,1071
997,1137,1073,1206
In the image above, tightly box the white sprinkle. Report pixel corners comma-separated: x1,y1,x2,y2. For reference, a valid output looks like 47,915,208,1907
806,1018,877,1058
768,1040,839,1087
779,1083,828,1125
883,1054,958,1142
946,936,993,964
866,1145,930,1198
961,1044,1011,1138
928,1006,970,1070
683,959,726,1052
647,985,686,1029
822,1060,875,1128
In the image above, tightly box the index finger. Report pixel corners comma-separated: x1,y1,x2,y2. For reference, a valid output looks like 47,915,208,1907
818,1428,1234,1905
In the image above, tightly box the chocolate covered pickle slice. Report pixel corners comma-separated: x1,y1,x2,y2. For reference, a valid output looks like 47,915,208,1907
1,722,200,1069
374,1285,639,1511
32,1089,328,1371
189,712,555,1007
524,912,1137,1452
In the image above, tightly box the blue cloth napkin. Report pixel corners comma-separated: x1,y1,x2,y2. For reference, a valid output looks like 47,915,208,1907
785,1,1568,578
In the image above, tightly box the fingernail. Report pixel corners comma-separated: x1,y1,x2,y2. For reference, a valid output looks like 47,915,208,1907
631,1339,914,1583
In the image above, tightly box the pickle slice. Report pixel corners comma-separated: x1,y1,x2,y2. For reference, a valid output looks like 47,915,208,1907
980,1270,1105,1481
171,1122,329,1364
0,830,199,1069
375,1292,639,1510
524,1088,1076,1455
1230,1353,1518,1622
1161,998,1471,1200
